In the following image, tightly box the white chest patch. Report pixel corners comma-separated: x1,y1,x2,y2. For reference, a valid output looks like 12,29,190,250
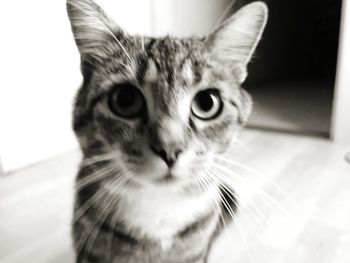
107,183,219,247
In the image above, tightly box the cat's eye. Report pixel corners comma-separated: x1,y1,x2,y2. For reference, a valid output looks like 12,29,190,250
108,84,145,119
191,89,223,120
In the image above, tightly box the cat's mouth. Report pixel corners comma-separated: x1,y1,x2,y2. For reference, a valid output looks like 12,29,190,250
156,171,177,184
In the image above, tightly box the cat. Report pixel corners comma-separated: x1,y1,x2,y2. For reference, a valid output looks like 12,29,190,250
66,0,267,262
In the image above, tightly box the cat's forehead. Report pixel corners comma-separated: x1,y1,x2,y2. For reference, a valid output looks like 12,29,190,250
95,36,215,93
146,37,206,69
139,37,208,87
94,36,207,82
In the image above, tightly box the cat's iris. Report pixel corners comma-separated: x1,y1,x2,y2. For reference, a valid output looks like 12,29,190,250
108,84,145,119
191,89,223,120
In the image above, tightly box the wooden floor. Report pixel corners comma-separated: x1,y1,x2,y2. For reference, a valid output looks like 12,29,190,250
1,130,350,263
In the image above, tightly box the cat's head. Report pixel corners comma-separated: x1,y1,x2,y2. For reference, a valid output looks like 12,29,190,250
67,0,267,186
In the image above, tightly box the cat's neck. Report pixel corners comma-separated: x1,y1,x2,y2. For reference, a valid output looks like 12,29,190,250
103,182,220,244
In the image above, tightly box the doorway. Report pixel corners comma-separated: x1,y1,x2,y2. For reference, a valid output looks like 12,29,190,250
235,0,343,137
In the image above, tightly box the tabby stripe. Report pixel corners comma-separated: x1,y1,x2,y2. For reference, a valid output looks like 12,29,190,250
73,92,106,132
177,210,215,239
192,59,203,84
135,54,149,84
230,100,245,125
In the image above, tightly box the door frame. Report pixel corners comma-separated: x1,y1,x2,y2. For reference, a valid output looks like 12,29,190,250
0,156,4,176
332,0,350,144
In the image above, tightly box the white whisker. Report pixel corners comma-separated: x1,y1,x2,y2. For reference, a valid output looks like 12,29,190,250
75,166,117,191
75,190,114,259
213,162,291,216
196,174,226,229
82,196,116,261
107,178,132,261
206,169,267,233
204,172,254,263
141,35,145,52
75,176,129,260
98,23,132,62
212,161,318,255
214,156,292,201
81,153,117,167
73,175,127,223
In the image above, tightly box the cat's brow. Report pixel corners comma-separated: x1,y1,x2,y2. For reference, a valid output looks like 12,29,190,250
178,59,195,86
142,59,158,83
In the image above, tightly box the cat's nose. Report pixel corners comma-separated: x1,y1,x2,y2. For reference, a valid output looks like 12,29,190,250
150,145,183,168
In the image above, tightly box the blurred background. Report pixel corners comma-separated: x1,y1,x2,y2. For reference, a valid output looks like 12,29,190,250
0,0,349,263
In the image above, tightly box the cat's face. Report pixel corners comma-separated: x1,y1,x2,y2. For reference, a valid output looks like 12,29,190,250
67,0,267,186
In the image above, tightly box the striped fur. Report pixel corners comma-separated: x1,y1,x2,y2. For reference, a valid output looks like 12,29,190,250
67,0,268,262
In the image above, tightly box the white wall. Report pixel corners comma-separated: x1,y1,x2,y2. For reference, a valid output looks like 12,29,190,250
332,0,350,144
0,0,80,173
96,0,154,35
152,0,233,37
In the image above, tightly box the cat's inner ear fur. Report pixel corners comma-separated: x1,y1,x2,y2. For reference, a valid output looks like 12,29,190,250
208,2,268,83
67,0,127,64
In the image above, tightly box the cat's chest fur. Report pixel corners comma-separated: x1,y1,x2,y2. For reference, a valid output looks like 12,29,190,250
105,183,219,248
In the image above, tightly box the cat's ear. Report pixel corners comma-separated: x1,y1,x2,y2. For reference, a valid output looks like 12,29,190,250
67,0,128,63
208,2,268,83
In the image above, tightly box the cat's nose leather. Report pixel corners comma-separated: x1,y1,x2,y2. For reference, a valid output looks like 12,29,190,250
150,145,183,168
148,118,187,167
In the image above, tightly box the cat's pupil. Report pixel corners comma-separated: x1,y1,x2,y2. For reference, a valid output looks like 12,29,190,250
118,89,135,109
108,84,144,118
197,92,214,112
